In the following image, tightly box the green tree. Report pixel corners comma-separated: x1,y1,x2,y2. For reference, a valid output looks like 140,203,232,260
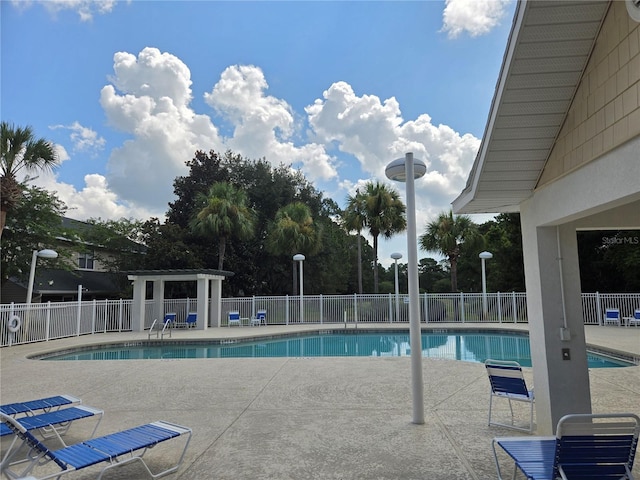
1,122,60,238
342,189,367,293
266,202,321,295
1,187,69,286
190,182,255,270
362,181,406,293
83,217,147,273
419,210,482,292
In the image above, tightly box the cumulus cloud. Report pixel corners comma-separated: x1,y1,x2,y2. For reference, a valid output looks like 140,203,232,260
100,47,222,211
306,81,480,224
204,65,337,182
51,122,106,156
12,0,118,21
441,0,510,39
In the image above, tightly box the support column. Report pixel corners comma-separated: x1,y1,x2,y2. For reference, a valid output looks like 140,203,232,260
130,277,146,332
152,279,165,324
521,209,591,434
196,276,209,331
210,278,222,328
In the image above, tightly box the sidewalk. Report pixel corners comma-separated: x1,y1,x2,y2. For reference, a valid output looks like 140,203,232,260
1,323,638,479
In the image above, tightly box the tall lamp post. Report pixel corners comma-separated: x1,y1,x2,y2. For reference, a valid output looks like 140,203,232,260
479,251,493,320
386,152,426,425
293,254,305,323
26,249,58,305
391,252,402,322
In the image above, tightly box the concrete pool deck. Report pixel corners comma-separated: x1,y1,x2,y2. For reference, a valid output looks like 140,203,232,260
1,323,639,479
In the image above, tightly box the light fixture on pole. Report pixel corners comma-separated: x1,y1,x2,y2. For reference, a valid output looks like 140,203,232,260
26,249,58,304
293,254,305,323
391,252,402,322
386,152,426,425
479,251,493,320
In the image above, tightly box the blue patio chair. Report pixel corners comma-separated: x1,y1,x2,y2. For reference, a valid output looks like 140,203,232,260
485,359,535,433
0,405,103,440
185,312,197,328
624,308,640,327
0,412,192,480
250,309,266,327
228,311,241,327
492,412,640,480
604,307,621,326
0,395,81,417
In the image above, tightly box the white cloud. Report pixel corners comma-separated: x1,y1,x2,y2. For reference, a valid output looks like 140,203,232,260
306,81,481,266
100,47,222,211
32,171,158,221
13,0,118,21
441,0,510,39
51,122,106,155
204,65,337,182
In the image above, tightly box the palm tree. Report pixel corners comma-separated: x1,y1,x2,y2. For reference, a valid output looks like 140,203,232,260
419,210,482,292
362,181,406,293
190,182,255,270
266,202,321,295
342,189,367,294
1,122,59,238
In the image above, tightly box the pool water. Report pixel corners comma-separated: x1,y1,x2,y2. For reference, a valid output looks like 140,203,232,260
40,332,633,367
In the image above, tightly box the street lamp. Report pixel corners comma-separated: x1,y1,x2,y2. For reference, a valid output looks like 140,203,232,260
26,249,58,304
479,251,493,320
386,152,426,425
293,254,305,323
391,252,402,322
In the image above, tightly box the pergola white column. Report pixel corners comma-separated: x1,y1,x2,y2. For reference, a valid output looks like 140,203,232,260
128,270,230,332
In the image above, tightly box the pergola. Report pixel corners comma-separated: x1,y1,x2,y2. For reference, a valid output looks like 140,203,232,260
127,269,234,331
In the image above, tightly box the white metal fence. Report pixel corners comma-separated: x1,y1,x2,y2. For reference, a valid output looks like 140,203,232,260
1,292,639,347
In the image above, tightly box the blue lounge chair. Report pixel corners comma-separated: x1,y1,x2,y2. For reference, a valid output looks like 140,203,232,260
250,309,266,326
492,413,640,480
0,412,192,480
185,312,197,328
604,307,621,326
228,311,241,327
0,405,103,440
486,359,535,433
624,308,640,327
0,395,81,417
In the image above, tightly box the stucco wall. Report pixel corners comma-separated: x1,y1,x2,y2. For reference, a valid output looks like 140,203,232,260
538,1,640,187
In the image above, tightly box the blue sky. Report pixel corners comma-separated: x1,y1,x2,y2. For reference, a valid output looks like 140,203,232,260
2,0,515,266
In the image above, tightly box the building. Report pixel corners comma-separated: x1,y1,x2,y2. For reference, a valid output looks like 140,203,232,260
453,0,640,434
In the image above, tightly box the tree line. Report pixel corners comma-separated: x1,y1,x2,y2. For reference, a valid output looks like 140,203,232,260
2,122,637,298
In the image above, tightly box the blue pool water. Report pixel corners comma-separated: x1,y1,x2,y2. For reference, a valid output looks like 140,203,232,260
40,331,633,367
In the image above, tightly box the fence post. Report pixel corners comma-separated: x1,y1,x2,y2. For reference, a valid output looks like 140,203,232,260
459,292,465,323
388,293,393,323
118,299,124,332
497,292,502,324
512,292,517,323
76,285,83,336
45,302,51,341
285,295,289,325
595,291,602,326
423,293,429,324
353,293,358,323
320,294,323,324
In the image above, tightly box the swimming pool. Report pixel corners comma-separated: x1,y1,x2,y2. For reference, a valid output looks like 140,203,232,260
39,331,634,367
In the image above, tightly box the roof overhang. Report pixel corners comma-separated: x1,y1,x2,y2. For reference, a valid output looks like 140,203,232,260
453,0,610,214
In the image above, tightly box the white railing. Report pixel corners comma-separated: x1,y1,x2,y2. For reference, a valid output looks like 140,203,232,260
1,292,639,347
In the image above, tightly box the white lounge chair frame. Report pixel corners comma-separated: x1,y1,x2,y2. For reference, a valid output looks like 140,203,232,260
604,307,621,326
0,412,191,480
485,359,535,433
228,311,242,327
250,309,266,326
